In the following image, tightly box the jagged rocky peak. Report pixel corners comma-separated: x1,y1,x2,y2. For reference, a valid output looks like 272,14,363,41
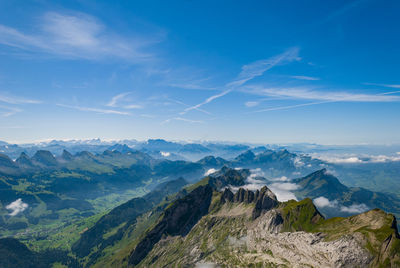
219,186,279,219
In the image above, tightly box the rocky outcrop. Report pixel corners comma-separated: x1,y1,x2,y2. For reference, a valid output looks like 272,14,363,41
219,186,279,219
247,210,373,268
252,186,279,219
128,184,213,266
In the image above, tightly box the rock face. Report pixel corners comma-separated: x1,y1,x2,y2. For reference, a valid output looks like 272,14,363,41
219,186,279,219
252,186,279,219
128,184,213,266
247,210,373,267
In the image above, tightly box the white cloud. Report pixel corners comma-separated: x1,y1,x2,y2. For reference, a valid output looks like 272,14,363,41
227,47,300,88
162,117,204,124
313,196,369,214
0,105,22,117
229,168,268,192
268,182,299,202
253,100,332,113
313,196,338,208
180,90,231,115
340,203,369,214
123,104,143,109
270,176,289,182
247,86,400,102
0,93,41,104
245,101,259,107
315,154,400,164
291,75,320,81
0,11,162,61
177,48,301,116
107,92,131,107
325,156,362,164
6,198,28,216
57,104,130,115
364,82,400,89
167,97,211,115
204,168,217,176
160,151,171,157
293,157,305,167
107,92,143,109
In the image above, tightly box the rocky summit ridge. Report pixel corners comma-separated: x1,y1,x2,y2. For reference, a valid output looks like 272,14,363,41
94,167,400,268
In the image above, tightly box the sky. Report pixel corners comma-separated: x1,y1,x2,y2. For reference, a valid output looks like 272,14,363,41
0,0,399,144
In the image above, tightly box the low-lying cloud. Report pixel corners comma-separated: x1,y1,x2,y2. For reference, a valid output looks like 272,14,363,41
313,196,369,215
204,168,217,176
6,198,28,216
268,182,299,202
313,196,338,208
314,154,400,164
340,203,369,214
160,151,171,157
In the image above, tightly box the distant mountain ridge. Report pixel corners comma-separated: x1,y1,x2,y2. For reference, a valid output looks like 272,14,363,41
293,168,400,219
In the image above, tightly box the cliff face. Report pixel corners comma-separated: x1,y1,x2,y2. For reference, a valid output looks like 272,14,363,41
219,186,279,219
128,184,213,266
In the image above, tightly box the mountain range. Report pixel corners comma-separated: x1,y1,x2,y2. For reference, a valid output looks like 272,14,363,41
1,144,400,267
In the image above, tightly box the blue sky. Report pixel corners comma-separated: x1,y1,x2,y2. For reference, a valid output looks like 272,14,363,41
0,0,399,144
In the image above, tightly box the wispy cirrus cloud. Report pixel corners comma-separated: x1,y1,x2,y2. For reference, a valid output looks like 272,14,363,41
162,117,204,124
106,92,143,109
227,47,300,88
0,92,41,104
245,86,400,102
252,100,332,113
0,11,164,61
180,90,231,115
171,48,301,119
363,82,400,89
0,105,23,117
291,75,320,81
166,97,211,115
57,103,130,115
0,92,41,116
244,101,260,107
